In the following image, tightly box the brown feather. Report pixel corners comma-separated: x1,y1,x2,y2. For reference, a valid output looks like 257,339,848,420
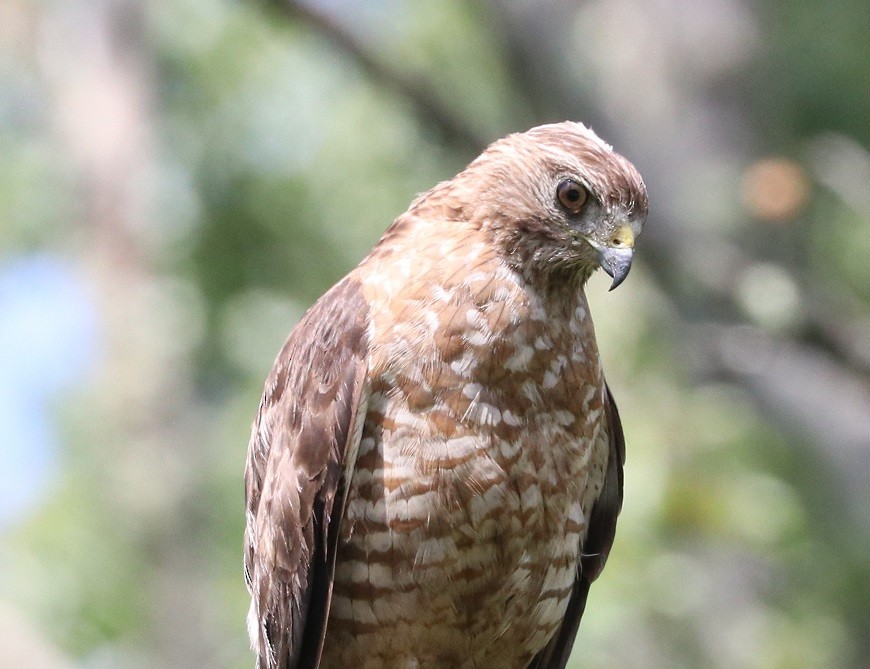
244,278,370,669
528,384,626,668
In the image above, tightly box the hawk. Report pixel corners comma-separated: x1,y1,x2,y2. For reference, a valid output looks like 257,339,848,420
244,121,648,668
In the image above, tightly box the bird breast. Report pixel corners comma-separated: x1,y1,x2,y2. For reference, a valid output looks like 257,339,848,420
323,248,609,666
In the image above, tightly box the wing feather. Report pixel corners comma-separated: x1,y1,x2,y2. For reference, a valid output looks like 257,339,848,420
244,278,370,669
528,382,626,669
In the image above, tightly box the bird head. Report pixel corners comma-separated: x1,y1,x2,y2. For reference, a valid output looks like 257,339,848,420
459,121,648,290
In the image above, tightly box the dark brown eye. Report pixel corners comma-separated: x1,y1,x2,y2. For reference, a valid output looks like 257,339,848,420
556,179,588,213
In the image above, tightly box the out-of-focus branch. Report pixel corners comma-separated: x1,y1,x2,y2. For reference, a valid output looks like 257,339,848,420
45,0,219,663
263,0,487,154
695,322,870,531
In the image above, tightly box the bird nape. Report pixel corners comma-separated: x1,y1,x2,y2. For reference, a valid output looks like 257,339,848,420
244,121,647,669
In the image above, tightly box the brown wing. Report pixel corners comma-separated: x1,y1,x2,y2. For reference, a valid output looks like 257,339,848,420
244,278,370,669
528,382,626,669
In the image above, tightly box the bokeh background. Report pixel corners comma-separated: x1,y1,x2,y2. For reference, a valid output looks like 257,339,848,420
1,0,868,667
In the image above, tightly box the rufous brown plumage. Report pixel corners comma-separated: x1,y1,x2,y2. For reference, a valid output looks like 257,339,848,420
244,121,648,668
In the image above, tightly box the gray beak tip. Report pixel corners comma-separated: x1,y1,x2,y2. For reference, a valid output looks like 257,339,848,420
597,246,633,291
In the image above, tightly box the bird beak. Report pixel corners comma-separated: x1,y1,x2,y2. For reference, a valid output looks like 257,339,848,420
594,224,635,291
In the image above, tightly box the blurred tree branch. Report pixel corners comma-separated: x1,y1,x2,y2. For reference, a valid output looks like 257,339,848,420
45,0,222,663
263,0,487,154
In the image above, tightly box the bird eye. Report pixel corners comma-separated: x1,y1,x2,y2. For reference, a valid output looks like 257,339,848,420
556,179,588,213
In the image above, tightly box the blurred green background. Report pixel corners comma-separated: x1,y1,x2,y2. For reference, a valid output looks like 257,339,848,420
1,0,868,667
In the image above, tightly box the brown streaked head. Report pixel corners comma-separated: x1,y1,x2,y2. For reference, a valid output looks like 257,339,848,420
450,121,648,288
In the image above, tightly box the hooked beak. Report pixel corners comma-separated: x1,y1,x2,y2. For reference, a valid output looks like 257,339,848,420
593,224,635,291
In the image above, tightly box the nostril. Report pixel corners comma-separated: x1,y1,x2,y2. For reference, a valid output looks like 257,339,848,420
609,224,635,249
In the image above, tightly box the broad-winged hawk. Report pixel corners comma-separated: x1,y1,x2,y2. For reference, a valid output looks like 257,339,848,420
244,121,648,668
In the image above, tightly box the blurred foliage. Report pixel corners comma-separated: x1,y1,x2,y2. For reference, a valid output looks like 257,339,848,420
0,0,868,667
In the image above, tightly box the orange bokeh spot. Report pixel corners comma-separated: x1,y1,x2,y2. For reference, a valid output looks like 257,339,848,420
741,158,811,223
